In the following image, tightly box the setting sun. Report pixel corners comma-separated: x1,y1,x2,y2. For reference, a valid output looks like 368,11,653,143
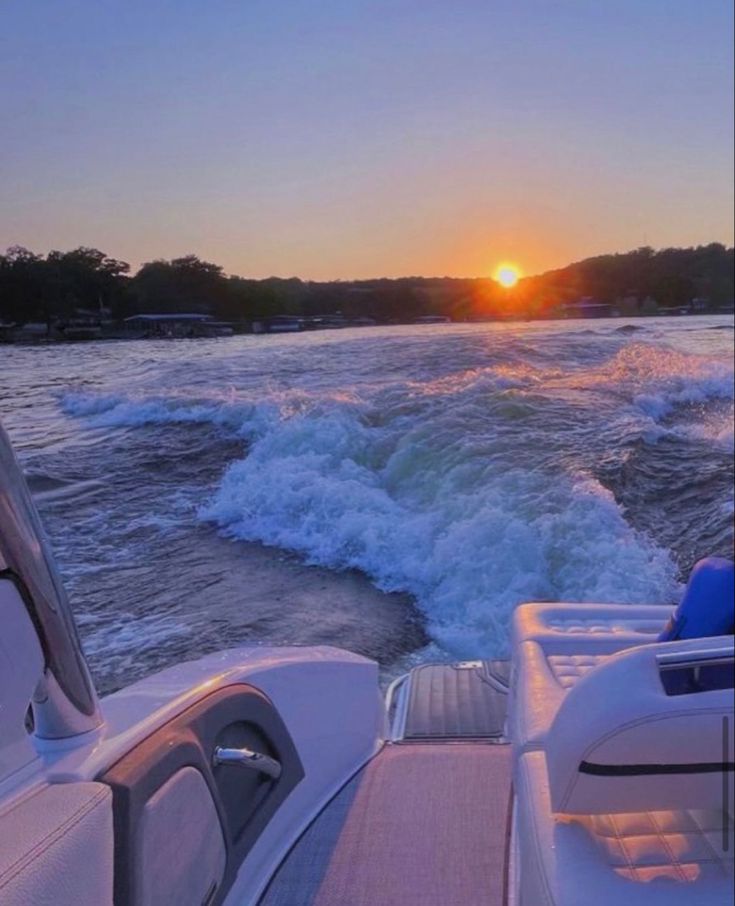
494,264,521,288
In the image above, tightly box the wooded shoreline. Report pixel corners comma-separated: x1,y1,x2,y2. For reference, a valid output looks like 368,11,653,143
2,244,733,344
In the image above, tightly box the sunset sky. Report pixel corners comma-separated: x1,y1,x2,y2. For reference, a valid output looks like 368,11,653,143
2,0,733,280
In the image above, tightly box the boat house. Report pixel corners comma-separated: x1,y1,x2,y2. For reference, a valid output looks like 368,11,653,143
561,297,612,318
123,313,233,337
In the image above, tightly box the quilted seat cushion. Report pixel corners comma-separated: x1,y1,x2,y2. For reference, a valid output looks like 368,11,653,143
512,603,670,655
516,750,733,906
508,641,608,752
545,654,607,689
509,602,670,756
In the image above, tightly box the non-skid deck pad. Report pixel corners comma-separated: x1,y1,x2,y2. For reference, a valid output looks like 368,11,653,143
260,744,512,906
403,661,509,740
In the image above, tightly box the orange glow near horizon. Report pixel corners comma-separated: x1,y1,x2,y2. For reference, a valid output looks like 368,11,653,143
493,263,522,288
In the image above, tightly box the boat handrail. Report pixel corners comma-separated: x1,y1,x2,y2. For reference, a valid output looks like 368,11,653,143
656,644,734,672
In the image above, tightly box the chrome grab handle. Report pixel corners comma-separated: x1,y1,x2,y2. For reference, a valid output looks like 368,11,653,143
656,646,735,672
212,745,282,780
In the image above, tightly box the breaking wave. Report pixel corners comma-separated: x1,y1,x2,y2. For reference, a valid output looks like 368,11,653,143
56,326,735,659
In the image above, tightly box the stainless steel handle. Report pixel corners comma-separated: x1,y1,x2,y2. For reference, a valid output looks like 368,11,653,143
212,745,282,780
657,646,735,671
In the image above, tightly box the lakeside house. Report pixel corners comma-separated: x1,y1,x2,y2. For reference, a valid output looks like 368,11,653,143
123,313,233,338
414,315,451,324
251,313,373,333
252,315,304,333
1,304,113,343
560,297,613,318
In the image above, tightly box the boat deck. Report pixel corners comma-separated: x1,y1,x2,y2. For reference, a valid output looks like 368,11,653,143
260,743,512,906
261,660,513,906
400,660,510,741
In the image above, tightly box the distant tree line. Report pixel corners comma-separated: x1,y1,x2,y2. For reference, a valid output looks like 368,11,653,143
515,244,735,318
1,243,732,327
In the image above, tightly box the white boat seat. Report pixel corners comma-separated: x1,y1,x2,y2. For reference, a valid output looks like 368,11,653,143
509,640,611,753
0,782,114,906
512,602,671,655
515,636,735,904
544,637,734,815
509,602,672,754
516,750,734,906
545,653,606,688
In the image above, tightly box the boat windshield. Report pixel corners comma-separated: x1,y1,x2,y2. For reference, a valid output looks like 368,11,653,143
0,422,99,726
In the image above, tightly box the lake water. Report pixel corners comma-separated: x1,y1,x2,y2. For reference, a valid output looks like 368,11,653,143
1,316,733,693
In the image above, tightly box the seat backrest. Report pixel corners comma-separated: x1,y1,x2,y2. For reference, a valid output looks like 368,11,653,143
0,578,44,784
0,578,114,904
0,782,113,906
545,637,734,815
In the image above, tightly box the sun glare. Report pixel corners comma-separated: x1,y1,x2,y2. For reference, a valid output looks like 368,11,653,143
494,264,521,288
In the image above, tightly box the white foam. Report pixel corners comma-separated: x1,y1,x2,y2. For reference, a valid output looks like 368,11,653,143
61,390,276,438
621,345,734,422
61,331,734,660
76,610,191,676
198,403,679,659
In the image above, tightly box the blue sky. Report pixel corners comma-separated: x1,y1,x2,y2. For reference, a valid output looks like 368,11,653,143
1,0,733,279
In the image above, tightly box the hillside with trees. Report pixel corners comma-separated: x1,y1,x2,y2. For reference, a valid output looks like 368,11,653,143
1,243,733,331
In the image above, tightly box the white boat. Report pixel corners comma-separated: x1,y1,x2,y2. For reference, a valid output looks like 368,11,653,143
0,422,732,905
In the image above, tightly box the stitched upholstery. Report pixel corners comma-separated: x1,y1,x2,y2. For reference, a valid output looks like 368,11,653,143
0,580,44,784
546,617,663,636
509,643,610,752
580,809,734,883
509,603,673,755
0,783,113,906
517,751,734,906
512,602,671,655
545,638,735,815
508,641,566,753
513,605,735,903
546,654,608,688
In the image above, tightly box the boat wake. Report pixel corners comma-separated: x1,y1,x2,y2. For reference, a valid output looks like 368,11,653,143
55,325,733,659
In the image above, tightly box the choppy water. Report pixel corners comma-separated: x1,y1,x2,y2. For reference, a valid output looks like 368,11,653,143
1,316,733,692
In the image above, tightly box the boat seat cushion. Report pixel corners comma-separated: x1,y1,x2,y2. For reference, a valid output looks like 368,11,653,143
516,750,734,906
545,638,735,815
0,579,45,784
0,782,113,906
509,602,690,755
512,602,670,655
545,653,605,688
509,641,609,753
